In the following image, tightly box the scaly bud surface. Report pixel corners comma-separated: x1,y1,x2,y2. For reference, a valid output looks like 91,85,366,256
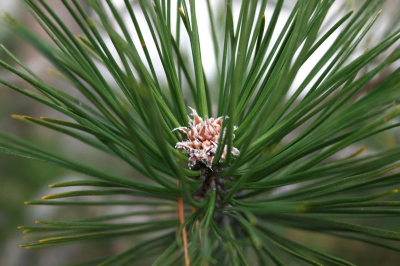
174,108,239,169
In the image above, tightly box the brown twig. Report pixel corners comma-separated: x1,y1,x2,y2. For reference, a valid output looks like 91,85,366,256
178,180,190,266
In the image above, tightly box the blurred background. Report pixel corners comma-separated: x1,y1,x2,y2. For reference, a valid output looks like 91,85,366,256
0,0,400,265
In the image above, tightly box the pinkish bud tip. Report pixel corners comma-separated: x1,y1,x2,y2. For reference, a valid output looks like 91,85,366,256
173,107,239,169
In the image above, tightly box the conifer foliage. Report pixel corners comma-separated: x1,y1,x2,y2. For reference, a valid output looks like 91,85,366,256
1,0,400,264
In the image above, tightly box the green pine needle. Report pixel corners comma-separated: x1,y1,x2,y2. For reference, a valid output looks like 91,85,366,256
1,0,400,264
